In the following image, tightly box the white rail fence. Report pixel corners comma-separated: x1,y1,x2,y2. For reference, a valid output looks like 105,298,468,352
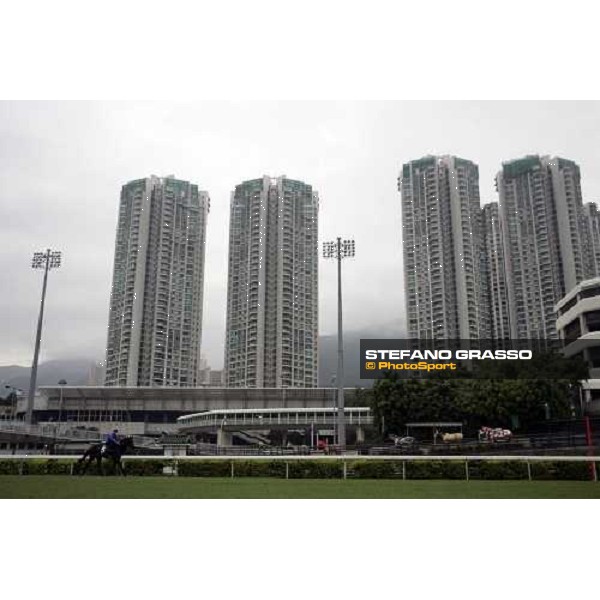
1,454,599,481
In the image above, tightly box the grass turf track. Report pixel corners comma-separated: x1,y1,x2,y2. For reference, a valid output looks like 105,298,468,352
1,476,600,498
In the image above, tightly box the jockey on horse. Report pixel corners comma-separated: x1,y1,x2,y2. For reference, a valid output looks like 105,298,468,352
103,428,121,457
76,429,133,475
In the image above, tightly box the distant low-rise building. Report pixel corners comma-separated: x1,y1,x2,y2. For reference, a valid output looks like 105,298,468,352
209,370,224,387
556,277,600,414
34,386,349,435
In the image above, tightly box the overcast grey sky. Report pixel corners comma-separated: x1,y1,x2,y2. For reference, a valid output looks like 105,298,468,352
1,101,600,368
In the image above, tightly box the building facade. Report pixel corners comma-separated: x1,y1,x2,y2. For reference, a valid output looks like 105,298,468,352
482,202,510,340
399,155,487,339
584,202,600,277
35,386,354,435
497,156,591,339
208,370,224,387
556,278,600,414
224,176,318,388
104,175,210,387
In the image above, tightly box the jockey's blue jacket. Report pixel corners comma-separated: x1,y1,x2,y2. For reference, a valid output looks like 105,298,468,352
105,431,119,446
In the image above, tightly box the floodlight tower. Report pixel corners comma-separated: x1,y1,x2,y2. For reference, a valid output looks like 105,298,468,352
322,237,355,448
26,249,62,424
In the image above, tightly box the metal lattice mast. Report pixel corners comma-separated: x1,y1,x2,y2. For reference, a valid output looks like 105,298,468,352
322,237,355,448
27,248,62,423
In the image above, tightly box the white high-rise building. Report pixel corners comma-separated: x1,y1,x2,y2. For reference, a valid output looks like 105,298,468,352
399,155,487,339
224,176,318,388
496,156,591,339
104,175,210,387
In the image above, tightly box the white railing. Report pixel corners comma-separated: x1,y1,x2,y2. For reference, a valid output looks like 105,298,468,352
179,410,373,430
2,454,599,462
1,454,598,481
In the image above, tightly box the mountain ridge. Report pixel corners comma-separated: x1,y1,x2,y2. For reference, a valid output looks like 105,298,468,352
1,324,405,391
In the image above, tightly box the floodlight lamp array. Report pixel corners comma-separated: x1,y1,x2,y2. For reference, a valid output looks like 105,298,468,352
49,251,62,269
341,239,355,258
322,241,337,259
31,249,62,269
31,253,47,269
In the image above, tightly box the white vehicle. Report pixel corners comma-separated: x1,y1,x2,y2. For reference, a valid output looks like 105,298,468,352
389,435,417,448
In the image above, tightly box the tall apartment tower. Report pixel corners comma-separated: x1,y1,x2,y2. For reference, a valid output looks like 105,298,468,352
482,202,510,339
584,202,600,277
104,175,210,387
224,175,318,388
496,156,591,339
399,155,487,339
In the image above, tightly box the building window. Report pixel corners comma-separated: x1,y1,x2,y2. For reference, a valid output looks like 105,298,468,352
584,310,600,333
563,319,581,344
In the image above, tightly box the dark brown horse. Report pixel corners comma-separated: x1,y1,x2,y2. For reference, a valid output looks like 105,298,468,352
75,436,134,476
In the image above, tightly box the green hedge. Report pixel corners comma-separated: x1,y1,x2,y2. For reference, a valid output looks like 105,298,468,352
530,461,591,481
122,459,167,476
405,460,466,480
0,459,76,475
0,460,21,475
177,460,231,477
471,461,529,480
0,459,598,481
350,460,400,479
288,460,343,479
234,460,287,478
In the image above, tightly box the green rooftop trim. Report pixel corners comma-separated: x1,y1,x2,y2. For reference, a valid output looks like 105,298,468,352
125,178,148,187
164,177,188,184
284,179,312,188
236,179,265,189
453,157,477,170
406,156,436,171
502,156,541,178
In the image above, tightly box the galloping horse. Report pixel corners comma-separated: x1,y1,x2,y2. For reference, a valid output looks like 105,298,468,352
75,436,134,476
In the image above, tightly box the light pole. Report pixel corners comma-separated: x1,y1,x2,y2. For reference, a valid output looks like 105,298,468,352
330,374,337,445
323,237,355,449
57,379,67,437
27,249,62,424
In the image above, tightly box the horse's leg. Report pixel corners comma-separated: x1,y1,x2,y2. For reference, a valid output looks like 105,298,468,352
76,450,87,475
